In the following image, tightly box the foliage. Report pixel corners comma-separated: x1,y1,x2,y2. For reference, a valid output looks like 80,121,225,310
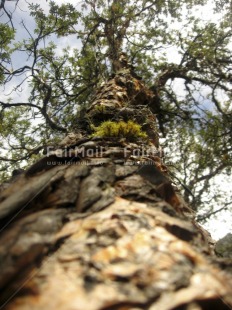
0,0,231,223
0,23,14,84
92,120,147,140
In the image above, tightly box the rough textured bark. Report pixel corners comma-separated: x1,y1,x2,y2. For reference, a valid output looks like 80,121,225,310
0,61,232,310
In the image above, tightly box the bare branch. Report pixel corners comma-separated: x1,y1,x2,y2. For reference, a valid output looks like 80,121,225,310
197,202,231,222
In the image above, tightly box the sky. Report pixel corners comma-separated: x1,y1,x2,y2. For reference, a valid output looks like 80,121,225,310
0,0,231,240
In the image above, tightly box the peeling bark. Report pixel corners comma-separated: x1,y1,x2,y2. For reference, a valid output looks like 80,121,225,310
0,68,231,309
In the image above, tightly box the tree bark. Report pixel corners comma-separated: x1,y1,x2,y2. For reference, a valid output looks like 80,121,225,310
0,66,231,310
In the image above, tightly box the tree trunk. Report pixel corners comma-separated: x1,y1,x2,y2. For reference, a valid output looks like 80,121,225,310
0,66,231,310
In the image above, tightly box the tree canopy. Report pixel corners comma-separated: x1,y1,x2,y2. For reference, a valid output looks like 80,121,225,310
0,0,231,231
